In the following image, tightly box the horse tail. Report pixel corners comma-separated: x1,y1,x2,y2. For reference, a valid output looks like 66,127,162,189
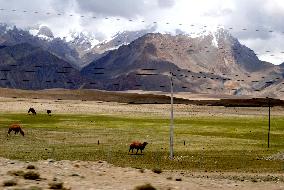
7,128,12,136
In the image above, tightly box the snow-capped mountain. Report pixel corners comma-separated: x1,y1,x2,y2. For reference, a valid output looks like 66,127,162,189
25,24,158,67
67,31,99,52
0,22,283,98
94,25,157,52
29,25,54,41
0,24,82,68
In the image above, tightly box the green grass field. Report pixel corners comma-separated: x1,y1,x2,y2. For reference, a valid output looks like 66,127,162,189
0,112,284,172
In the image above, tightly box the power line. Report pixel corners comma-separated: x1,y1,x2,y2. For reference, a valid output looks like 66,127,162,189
1,8,284,36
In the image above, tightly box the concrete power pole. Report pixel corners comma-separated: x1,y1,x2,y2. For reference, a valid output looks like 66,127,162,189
170,73,174,160
268,98,271,148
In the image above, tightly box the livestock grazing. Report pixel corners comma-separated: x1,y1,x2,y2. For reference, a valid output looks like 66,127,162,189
47,110,52,115
28,108,36,115
129,141,148,154
8,124,25,136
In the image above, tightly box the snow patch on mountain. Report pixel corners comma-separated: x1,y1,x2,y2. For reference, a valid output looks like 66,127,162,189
29,25,54,41
0,23,15,34
211,33,219,48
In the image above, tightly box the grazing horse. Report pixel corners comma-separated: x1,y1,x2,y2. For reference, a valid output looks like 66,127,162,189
47,110,51,116
8,124,24,136
28,108,36,115
129,141,148,154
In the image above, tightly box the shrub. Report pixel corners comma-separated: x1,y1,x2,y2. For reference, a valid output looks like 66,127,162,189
139,169,145,173
152,168,162,174
175,178,182,181
23,171,40,180
134,183,157,190
49,181,63,189
27,165,36,169
3,179,17,186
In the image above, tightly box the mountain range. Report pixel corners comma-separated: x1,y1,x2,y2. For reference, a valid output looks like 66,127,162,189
0,23,283,98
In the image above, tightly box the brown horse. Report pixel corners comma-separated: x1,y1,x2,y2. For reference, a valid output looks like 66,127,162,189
7,124,25,136
129,141,148,154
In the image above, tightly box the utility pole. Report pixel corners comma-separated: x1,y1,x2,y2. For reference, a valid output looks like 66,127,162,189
267,97,271,148
170,73,174,160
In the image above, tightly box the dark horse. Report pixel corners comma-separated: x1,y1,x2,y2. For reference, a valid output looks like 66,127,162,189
28,108,36,115
8,124,25,136
47,110,51,116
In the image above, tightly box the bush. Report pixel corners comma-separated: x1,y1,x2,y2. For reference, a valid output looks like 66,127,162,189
134,183,157,190
27,165,36,169
23,171,40,180
152,168,162,174
175,178,182,181
3,179,17,186
49,181,63,189
139,169,145,173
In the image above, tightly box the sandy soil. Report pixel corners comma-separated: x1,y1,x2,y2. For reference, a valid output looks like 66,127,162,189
1,157,284,190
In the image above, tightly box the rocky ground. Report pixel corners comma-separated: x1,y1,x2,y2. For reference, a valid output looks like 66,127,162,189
1,157,284,190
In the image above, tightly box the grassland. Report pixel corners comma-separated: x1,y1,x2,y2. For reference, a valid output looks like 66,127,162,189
1,112,284,173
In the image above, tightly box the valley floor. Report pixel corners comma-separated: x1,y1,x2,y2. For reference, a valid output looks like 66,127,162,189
0,95,284,189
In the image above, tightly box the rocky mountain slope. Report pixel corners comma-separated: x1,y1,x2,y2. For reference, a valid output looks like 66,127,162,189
0,43,85,90
70,26,157,67
0,24,82,69
81,30,284,97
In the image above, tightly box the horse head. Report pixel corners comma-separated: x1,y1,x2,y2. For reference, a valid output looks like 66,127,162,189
142,142,148,147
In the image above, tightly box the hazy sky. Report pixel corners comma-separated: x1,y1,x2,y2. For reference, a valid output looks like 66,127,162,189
0,0,284,64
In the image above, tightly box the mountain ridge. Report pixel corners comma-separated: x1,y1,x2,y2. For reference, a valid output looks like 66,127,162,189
81,31,283,97
0,43,85,90
0,23,283,98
